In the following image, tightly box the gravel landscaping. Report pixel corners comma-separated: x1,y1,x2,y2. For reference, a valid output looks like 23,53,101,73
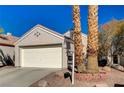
31,68,124,87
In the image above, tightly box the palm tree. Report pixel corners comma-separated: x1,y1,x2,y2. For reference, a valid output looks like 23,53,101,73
87,5,99,73
73,5,86,72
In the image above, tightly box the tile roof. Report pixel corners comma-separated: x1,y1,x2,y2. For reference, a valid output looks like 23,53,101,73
0,34,19,46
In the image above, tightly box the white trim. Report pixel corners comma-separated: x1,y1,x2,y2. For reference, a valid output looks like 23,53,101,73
14,24,64,45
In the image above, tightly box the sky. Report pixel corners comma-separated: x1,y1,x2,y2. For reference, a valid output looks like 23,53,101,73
0,5,124,37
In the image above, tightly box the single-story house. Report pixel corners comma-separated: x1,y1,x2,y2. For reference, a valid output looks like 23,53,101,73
15,24,87,69
15,24,67,68
0,33,19,66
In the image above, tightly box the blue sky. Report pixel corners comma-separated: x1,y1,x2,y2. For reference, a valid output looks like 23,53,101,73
0,5,124,37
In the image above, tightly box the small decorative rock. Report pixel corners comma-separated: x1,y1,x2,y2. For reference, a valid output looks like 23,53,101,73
38,80,48,87
116,65,124,71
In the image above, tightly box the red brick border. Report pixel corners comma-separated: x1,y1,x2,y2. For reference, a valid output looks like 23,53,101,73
75,71,109,81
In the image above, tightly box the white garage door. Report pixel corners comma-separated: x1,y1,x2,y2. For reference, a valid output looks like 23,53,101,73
20,45,62,68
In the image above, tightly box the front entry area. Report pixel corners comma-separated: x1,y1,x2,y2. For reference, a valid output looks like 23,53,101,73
20,45,62,68
113,55,118,64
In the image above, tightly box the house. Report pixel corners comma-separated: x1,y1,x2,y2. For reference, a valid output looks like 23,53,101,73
15,24,87,69
101,19,124,66
64,30,87,67
15,24,67,68
0,33,19,66
64,30,87,58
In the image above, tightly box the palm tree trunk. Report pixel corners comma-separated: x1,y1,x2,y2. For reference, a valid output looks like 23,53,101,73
73,5,86,72
87,5,99,73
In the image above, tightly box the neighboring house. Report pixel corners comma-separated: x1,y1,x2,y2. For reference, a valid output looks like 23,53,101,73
15,24,88,69
120,55,124,66
101,19,124,66
107,46,124,66
64,30,87,67
107,47,124,66
0,33,19,66
64,30,87,58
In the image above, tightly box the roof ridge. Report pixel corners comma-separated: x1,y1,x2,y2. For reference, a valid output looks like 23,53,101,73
36,24,64,38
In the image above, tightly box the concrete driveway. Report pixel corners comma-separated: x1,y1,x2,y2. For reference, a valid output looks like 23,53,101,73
0,67,59,87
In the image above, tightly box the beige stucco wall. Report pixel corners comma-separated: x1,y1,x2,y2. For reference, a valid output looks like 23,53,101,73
16,28,63,46
15,26,67,69
62,44,68,68
82,34,87,58
0,46,15,65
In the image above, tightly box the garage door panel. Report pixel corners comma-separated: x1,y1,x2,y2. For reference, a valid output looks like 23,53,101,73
20,46,62,68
